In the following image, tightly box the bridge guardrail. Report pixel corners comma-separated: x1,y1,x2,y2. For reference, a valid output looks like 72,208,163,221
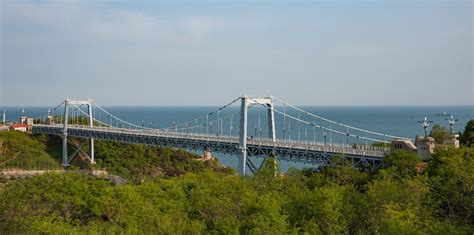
33,124,387,158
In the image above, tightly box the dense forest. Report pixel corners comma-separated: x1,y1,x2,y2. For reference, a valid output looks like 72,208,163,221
0,121,472,234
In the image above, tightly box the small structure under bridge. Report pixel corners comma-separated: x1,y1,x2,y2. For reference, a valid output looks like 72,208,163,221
32,95,413,175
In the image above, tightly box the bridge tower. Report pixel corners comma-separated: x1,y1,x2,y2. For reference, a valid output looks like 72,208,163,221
239,95,276,175
62,99,95,166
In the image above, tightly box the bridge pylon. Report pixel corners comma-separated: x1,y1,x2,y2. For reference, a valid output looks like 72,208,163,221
62,99,95,166
238,95,276,175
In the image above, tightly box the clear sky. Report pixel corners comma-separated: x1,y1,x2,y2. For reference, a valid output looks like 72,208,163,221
1,0,472,106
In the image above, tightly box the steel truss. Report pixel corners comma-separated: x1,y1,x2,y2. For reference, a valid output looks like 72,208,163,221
67,138,95,165
33,125,384,171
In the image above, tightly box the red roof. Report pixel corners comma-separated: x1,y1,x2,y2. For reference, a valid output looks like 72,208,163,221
10,124,28,129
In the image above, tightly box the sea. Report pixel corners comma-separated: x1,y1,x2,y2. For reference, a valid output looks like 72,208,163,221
3,105,473,171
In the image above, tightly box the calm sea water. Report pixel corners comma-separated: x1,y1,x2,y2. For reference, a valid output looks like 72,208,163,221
3,105,473,171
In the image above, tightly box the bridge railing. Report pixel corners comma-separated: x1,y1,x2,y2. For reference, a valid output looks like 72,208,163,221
59,124,389,150
35,124,388,157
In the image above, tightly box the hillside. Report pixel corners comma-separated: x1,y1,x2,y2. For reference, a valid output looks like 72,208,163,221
0,126,473,233
1,146,473,233
92,140,234,180
0,131,59,169
0,132,232,180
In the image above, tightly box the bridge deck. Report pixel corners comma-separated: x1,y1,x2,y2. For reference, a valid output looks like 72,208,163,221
32,124,388,169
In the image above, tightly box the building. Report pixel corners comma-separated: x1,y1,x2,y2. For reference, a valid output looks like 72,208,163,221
390,138,417,153
10,124,28,132
391,134,461,160
20,115,27,125
20,117,33,126
415,136,436,160
441,134,460,148
19,116,34,132
46,115,56,125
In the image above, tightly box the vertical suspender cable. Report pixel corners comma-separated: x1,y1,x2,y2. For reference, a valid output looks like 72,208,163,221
365,132,368,147
217,110,220,136
221,113,223,136
258,109,261,140
283,106,286,141
254,109,257,139
288,119,291,142
305,126,307,144
298,112,301,142
329,123,332,146
230,114,233,137
206,114,209,135
313,120,316,144
346,128,349,146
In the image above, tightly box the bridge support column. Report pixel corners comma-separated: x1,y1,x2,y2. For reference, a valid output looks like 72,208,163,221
62,100,69,166
238,95,277,176
267,99,276,142
61,99,95,167
266,99,278,176
87,99,95,164
238,96,249,176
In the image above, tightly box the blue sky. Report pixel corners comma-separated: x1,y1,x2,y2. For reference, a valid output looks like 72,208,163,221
1,0,472,106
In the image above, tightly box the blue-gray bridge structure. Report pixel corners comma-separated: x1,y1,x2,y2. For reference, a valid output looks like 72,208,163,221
32,96,412,175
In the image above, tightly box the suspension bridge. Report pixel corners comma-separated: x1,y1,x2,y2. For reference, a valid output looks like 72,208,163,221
31,95,412,175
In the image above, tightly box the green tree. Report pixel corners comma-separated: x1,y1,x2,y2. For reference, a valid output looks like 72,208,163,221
377,203,425,235
371,142,390,147
301,166,368,190
1,127,474,234
461,120,474,146
0,131,59,169
382,150,421,178
284,184,357,234
428,147,474,226
430,124,450,144
252,157,283,193
93,140,232,180
358,176,433,234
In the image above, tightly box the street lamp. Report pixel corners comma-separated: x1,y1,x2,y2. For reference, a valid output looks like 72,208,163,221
418,117,433,138
445,115,458,134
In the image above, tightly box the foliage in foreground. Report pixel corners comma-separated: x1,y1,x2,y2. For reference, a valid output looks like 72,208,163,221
461,119,474,147
0,131,59,169
0,147,473,234
1,120,473,233
0,131,233,179
93,140,234,180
